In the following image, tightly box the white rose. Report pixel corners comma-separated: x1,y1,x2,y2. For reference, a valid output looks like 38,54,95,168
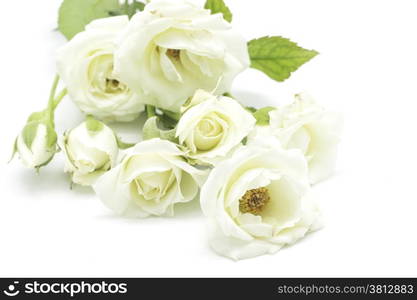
60,118,119,186
93,138,207,217
176,90,256,165
15,121,57,169
249,93,343,184
114,0,249,112
201,140,322,260
56,16,145,122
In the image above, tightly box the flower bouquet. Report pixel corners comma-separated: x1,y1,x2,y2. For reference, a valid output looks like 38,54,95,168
11,0,342,260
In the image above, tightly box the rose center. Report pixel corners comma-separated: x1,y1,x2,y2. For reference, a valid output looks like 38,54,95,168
197,118,221,137
239,187,270,215
105,78,124,93
167,49,181,60
132,170,176,202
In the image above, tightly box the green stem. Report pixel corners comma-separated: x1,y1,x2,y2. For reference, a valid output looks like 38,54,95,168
146,105,156,118
46,75,60,122
53,89,68,110
48,75,60,110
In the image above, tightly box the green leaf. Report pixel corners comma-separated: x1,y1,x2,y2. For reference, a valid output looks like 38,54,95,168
85,115,104,133
248,36,318,82
204,0,232,22
161,109,181,122
252,106,276,126
146,105,180,129
159,113,178,130
126,1,145,18
245,106,257,113
108,1,146,18
143,117,178,143
58,0,121,40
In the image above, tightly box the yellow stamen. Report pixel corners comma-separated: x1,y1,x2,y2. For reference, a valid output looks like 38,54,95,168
239,187,270,215
167,49,181,60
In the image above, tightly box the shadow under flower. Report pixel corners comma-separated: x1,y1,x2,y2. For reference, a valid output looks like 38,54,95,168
95,197,203,223
15,166,69,196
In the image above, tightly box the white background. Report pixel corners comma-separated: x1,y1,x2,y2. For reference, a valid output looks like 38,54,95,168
1,0,417,277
